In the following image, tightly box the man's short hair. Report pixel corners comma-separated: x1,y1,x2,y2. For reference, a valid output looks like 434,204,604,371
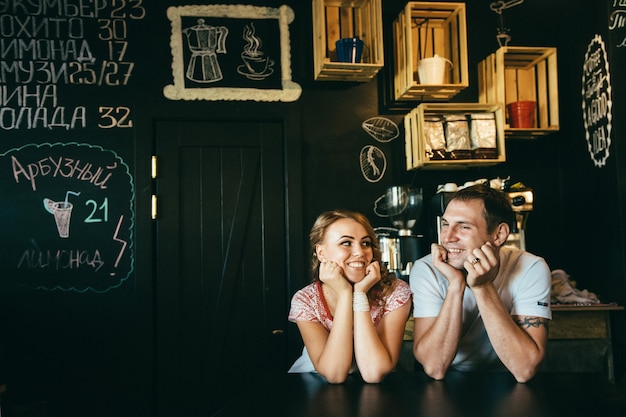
452,184,515,233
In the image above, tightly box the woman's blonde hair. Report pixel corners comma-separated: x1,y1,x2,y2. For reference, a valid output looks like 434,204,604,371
308,209,396,305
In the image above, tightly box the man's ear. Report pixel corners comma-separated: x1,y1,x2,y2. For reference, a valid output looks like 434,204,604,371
493,223,510,247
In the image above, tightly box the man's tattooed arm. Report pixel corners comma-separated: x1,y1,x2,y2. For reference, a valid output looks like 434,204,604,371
515,316,549,330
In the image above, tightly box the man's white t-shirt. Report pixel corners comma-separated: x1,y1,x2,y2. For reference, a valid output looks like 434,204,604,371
410,246,552,371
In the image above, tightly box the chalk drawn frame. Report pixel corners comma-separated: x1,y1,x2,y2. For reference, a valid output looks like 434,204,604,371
163,4,302,102
0,142,135,293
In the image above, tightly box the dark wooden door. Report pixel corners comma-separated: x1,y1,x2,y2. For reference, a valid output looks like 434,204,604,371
154,120,289,416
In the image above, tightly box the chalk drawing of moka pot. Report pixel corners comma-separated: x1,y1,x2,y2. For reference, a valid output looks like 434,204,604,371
44,192,80,238
183,19,228,83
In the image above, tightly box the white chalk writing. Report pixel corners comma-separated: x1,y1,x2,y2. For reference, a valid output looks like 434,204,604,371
0,0,145,130
609,3,626,47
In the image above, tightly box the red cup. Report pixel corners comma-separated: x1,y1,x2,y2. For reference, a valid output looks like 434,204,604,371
507,101,536,128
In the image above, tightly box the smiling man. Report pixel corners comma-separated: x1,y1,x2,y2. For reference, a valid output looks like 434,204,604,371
409,184,551,383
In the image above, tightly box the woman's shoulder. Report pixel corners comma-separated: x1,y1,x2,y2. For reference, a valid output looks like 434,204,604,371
291,281,321,303
385,277,412,304
392,277,410,291
289,281,327,323
297,281,319,293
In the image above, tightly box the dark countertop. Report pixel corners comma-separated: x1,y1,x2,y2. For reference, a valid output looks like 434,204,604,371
212,371,626,417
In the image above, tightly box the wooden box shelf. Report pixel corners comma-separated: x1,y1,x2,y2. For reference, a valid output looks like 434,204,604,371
478,46,559,138
393,2,469,101
543,304,624,382
312,0,384,82
404,103,506,170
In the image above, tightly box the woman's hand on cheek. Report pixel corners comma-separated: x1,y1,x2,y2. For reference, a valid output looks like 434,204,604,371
354,261,381,293
319,259,352,294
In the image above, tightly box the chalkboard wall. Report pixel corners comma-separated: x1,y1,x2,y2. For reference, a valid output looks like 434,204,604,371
0,1,625,416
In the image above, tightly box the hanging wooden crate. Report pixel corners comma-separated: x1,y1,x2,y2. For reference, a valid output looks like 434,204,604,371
404,103,506,170
478,46,559,138
393,2,469,101
312,0,384,81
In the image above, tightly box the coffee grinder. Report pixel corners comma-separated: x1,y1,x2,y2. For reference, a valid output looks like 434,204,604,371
374,186,426,279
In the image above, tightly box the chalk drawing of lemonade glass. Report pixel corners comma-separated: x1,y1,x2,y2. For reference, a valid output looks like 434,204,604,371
238,23,274,80
44,191,80,239
183,19,228,83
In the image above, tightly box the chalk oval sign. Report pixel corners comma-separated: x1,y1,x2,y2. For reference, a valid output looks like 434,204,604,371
0,142,135,293
581,34,613,167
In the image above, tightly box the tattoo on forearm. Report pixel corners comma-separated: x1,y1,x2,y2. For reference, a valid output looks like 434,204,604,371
515,316,549,330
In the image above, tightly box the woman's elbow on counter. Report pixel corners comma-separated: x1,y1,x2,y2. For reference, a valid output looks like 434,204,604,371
316,362,352,384
360,369,388,384
321,370,350,384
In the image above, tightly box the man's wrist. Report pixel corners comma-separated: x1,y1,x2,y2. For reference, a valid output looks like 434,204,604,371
447,281,467,296
468,281,496,296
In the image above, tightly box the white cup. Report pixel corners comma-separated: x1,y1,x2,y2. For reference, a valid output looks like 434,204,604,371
417,55,452,85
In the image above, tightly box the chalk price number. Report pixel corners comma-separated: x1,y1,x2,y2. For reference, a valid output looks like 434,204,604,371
85,198,109,223
98,106,132,128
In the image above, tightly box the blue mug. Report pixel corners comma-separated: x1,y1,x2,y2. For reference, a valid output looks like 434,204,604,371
335,37,364,63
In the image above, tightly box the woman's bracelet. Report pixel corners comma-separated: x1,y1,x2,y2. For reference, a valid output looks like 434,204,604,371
353,291,370,312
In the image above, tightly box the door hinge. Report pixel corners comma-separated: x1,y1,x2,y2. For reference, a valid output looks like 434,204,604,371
151,155,158,179
151,155,157,219
151,194,157,220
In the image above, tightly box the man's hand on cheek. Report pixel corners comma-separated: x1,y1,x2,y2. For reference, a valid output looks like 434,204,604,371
431,243,465,286
466,242,499,288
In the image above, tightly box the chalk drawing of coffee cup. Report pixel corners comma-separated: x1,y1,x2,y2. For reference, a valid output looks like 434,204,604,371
44,198,74,238
239,51,274,79
237,22,274,80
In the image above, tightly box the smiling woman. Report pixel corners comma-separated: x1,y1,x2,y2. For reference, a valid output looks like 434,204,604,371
287,209,412,384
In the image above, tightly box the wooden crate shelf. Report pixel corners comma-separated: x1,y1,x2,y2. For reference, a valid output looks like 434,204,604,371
312,0,383,81
393,2,469,101
478,46,559,138
404,103,506,170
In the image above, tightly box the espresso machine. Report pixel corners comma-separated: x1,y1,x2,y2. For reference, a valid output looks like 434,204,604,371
374,185,426,279
429,189,455,245
505,186,533,250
